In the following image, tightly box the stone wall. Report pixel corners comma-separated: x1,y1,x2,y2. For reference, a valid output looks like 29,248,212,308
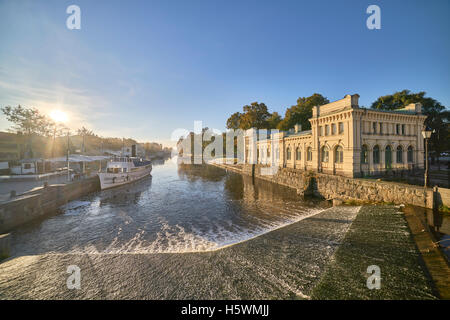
0,233,10,259
0,176,100,233
313,173,433,208
211,163,441,209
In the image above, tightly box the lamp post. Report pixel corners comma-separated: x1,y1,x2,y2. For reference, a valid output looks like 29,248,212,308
422,128,432,188
67,130,71,182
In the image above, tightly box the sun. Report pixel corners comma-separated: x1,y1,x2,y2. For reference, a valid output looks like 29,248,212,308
49,110,68,123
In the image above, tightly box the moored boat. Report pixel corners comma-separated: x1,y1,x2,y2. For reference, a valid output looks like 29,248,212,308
97,156,152,190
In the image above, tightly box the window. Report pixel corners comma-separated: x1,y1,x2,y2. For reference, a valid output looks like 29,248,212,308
379,123,383,134
24,163,31,169
321,146,329,163
331,123,337,135
296,147,301,161
373,122,377,133
257,149,260,162
325,125,330,136
407,146,413,163
307,147,312,161
402,124,405,135
267,147,270,158
385,145,392,169
335,146,343,163
319,126,323,136
338,122,344,134
396,146,403,163
361,145,368,164
396,124,400,135
286,147,291,160
373,145,380,164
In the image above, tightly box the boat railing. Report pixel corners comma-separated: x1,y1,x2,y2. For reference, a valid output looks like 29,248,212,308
109,156,133,163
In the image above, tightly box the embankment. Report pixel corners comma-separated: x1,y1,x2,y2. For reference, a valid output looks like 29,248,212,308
211,163,450,209
0,177,100,233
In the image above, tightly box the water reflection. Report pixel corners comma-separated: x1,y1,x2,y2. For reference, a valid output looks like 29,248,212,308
409,205,450,261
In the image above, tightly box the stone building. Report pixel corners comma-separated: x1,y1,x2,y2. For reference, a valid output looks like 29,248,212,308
244,94,427,178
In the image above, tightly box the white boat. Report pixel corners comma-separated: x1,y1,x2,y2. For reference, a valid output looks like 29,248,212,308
97,156,152,190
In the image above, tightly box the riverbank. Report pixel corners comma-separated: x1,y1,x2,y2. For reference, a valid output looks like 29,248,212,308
210,162,450,210
0,176,100,233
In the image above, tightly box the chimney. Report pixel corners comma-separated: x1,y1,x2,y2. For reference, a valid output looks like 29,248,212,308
294,124,302,133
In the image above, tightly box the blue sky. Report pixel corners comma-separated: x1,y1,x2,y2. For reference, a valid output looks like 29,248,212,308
0,0,449,146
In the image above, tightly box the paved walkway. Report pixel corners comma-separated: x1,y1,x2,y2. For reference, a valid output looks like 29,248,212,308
0,175,70,202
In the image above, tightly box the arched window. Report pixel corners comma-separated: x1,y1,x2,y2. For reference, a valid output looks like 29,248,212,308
385,145,392,169
286,147,291,160
373,145,380,164
307,147,312,161
321,146,329,163
361,145,368,164
407,146,414,163
335,146,343,163
396,146,403,163
296,147,301,161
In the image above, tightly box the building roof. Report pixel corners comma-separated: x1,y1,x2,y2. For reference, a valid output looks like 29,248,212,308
285,130,312,137
361,107,421,115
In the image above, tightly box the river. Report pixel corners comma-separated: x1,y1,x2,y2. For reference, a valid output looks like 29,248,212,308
0,158,362,299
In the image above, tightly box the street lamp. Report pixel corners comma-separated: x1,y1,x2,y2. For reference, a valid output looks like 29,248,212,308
422,128,433,188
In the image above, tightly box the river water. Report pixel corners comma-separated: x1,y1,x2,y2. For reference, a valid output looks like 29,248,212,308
0,158,361,299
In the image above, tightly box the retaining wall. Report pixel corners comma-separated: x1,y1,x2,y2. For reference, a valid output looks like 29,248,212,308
0,176,100,233
212,163,446,209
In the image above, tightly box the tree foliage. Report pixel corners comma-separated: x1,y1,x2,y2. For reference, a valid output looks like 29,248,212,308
277,93,329,131
1,105,51,136
371,90,450,155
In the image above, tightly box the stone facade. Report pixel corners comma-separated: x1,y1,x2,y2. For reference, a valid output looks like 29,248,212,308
244,94,427,178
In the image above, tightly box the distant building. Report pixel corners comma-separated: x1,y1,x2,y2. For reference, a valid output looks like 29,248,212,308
245,94,427,178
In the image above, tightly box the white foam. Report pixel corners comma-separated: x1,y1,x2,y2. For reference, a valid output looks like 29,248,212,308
63,206,327,255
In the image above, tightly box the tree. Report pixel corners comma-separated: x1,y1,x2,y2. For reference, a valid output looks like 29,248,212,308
277,93,329,131
77,126,96,137
226,112,242,130
239,102,272,130
1,105,52,157
371,90,450,165
267,112,282,129
1,105,51,136
226,102,280,130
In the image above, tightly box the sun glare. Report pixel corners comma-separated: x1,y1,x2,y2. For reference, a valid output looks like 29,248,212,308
49,110,68,123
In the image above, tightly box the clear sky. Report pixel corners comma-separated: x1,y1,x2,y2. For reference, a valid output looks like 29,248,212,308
0,0,449,147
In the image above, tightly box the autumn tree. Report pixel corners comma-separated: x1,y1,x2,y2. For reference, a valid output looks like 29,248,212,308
226,102,279,130
277,93,329,131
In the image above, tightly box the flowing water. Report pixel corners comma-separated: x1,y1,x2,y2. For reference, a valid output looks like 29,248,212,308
0,158,361,299
10,159,331,256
